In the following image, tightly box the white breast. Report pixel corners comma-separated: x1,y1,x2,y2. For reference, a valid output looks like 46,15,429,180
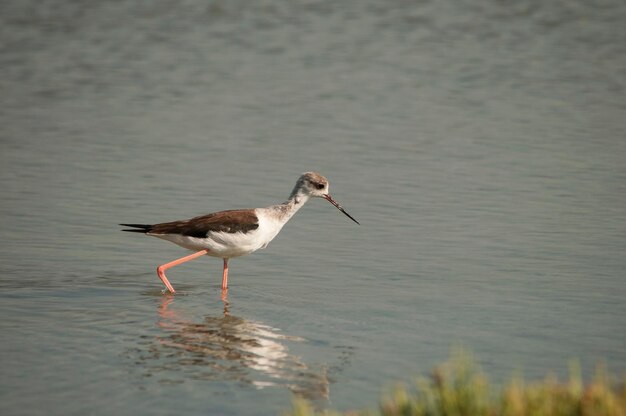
151,208,289,258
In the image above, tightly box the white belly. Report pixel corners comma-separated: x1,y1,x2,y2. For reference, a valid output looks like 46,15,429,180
149,211,286,258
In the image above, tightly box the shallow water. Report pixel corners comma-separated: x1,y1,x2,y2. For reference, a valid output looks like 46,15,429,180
1,0,625,415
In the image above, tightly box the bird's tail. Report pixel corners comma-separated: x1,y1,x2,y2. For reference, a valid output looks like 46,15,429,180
120,223,153,233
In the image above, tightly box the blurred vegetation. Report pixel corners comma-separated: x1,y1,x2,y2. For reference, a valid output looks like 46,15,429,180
284,349,625,416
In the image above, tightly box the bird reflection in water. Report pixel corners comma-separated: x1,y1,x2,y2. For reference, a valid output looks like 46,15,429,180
136,291,337,401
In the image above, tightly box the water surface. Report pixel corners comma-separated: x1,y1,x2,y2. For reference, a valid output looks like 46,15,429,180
1,0,625,415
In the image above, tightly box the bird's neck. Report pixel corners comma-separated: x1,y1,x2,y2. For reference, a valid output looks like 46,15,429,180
266,191,310,224
286,187,311,206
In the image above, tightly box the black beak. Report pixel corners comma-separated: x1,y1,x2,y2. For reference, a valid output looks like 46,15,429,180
323,194,360,225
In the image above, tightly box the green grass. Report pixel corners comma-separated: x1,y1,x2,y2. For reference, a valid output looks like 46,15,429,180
284,349,626,416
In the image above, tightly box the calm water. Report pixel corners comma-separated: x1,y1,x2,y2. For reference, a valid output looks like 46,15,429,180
1,0,625,415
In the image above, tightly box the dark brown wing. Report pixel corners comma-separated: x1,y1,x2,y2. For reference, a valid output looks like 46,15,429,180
148,209,259,238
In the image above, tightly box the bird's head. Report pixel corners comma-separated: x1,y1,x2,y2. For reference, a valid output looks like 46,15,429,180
292,172,360,225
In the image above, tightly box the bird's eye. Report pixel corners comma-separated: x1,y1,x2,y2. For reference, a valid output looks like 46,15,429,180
316,183,325,190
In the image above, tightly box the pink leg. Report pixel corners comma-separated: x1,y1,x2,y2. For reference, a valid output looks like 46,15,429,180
221,258,229,290
156,249,209,293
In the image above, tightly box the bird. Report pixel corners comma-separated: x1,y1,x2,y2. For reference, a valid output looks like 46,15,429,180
121,172,359,294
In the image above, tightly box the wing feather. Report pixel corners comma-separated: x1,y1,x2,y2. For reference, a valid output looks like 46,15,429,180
149,209,259,237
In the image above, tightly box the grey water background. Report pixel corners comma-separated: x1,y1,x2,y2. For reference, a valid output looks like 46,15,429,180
1,0,625,414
